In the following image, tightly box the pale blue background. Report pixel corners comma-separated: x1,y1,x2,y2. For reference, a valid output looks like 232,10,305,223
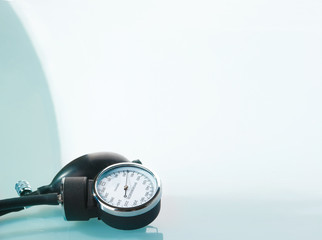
1,0,322,239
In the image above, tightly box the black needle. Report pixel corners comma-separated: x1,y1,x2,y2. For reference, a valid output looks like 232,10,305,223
124,170,129,198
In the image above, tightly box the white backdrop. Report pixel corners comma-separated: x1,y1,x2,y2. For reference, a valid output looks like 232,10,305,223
11,0,322,200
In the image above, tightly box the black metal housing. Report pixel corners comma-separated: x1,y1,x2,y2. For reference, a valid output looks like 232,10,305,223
99,201,161,230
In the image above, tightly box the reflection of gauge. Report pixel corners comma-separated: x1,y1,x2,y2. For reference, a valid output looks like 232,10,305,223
93,163,162,229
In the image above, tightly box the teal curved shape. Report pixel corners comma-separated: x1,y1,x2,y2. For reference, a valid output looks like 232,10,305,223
0,2,61,197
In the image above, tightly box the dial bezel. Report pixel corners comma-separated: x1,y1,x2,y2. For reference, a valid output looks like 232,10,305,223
93,162,162,217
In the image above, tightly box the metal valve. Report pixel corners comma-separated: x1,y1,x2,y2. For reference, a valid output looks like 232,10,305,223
15,180,32,196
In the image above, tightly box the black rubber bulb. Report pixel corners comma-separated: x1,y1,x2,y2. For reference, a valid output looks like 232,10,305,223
37,152,129,194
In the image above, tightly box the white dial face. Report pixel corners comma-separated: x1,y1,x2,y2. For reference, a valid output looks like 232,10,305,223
95,165,157,209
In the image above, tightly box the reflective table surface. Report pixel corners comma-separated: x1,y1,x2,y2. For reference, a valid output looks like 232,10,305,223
1,195,322,239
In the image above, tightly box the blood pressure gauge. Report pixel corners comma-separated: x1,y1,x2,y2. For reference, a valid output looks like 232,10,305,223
94,163,162,229
0,152,162,230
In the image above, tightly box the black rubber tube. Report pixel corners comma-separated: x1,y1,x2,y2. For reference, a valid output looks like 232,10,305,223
0,193,59,212
0,207,24,216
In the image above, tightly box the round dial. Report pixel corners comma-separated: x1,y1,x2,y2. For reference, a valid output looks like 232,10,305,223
93,163,161,217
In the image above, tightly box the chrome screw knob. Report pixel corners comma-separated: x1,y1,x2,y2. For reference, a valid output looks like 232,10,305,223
15,180,32,196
